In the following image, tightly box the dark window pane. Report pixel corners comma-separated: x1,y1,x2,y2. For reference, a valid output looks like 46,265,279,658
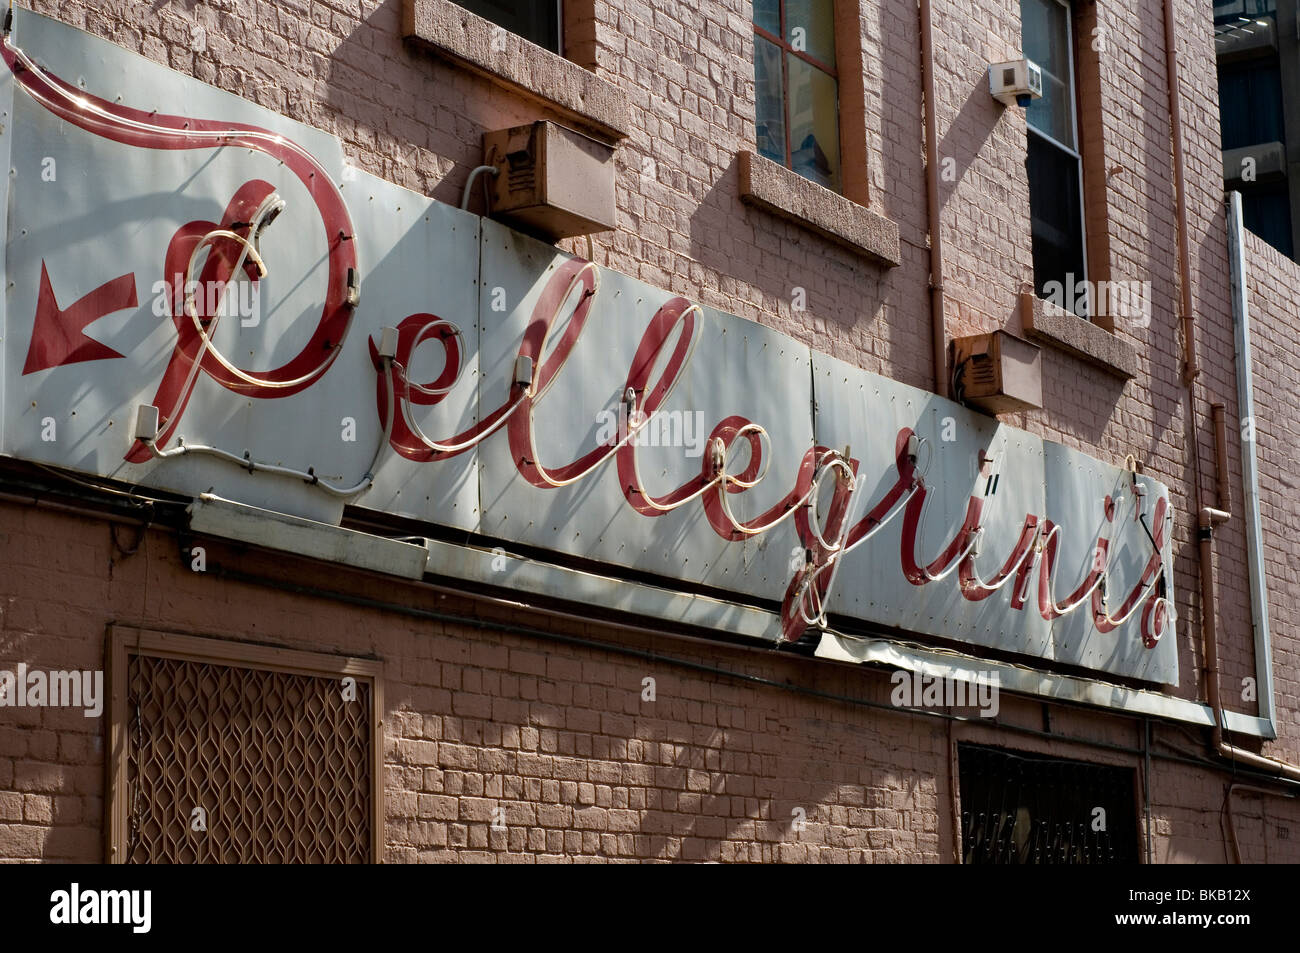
1027,132,1087,315
755,35,787,166
787,56,840,191
1218,61,1285,150
785,0,836,68
454,0,561,53
1022,0,1074,147
1213,0,1276,24
754,0,781,34
1242,183,1293,257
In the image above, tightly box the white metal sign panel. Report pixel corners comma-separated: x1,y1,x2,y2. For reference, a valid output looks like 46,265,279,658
0,10,1178,683
811,353,1175,682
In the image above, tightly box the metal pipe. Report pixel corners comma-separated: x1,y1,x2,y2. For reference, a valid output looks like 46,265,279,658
948,721,963,863
919,0,948,398
1197,509,1300,783
1211,402,1230,511
1144,718,1153,864
1163,0,1198,383
1226,190,1278,739
1225,782,1292,863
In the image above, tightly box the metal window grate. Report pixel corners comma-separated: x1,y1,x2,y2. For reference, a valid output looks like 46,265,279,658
122,650,374,863
959,744,1138,864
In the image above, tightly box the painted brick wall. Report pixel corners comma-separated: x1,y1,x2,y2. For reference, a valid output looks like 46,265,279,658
2,502,1298,862
1240,230,1300,769
4,0,1297,860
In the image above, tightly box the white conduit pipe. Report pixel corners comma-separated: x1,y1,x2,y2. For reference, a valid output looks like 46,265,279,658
1226,190,1278,739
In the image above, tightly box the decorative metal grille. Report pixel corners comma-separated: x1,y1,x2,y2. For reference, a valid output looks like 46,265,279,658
959,743,1138,864
125,653,373,863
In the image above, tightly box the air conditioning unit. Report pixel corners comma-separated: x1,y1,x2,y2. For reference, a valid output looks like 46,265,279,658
989,58,1043,107
951,331,1043,415
481,121,617,241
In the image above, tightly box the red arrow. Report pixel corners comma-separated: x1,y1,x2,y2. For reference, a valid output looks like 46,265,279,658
22,261,138,375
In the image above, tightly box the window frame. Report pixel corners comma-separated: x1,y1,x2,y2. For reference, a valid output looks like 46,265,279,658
1024,0,1090,306
753,1,842,193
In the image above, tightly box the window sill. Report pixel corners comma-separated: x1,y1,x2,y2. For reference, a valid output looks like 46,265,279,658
402,0,631,142
736,151,900,267
1019,292,1137,380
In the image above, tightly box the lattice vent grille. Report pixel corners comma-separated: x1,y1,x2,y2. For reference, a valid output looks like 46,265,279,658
125,653,373,863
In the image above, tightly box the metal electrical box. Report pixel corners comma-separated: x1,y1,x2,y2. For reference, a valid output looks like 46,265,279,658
951,330,1043,415
482,121,617,241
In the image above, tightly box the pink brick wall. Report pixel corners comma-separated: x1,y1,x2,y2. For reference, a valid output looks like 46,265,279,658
2,0,1296,861
1240,230,1300,768
3,502,1298,862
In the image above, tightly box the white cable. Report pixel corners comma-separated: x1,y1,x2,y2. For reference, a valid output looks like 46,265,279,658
713,433,824,537
146,355,396,498
401,390,527,455
461,164,499,211
394,320,466,398
154,192,285,446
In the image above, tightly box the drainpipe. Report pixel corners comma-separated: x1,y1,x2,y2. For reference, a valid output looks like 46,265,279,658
1163,0,1199,384
1225,190,1279,740
1164,0,1296,788
1190,193,1294,780
920,0,948,398
1225,783,1294,863
1198,506,1300,783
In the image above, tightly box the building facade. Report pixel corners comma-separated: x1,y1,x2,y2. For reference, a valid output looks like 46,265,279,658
0,0,1297,863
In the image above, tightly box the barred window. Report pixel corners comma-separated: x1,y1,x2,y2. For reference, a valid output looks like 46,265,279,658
959,744,1139,864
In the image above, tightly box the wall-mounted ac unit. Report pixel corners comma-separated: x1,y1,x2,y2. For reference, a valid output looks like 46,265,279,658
481,120,617,241
988,58,1042,107
952,330,1043,415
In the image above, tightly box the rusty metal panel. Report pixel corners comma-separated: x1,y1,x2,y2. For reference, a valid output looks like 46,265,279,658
952,330,1043,414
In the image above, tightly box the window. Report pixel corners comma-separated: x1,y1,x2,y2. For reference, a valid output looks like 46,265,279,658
1219,59,1285,151
1023,0,1087,316
1243,182,1295,257
1213,5,1293,259
753,0,842,192
959,744,1139,864
454,0,562,54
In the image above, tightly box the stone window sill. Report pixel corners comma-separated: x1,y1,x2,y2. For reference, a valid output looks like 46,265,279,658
737,151,900,267
1019,292,1137,380
403,0,630,142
